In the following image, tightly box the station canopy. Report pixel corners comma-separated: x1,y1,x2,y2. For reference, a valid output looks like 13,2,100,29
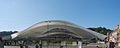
9,20,106,41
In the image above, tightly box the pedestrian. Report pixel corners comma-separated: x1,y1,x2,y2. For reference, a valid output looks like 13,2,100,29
96,46,100,48
60,46,63,48
35,44,39,48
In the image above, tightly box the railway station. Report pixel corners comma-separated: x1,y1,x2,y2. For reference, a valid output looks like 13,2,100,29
0,20,106,48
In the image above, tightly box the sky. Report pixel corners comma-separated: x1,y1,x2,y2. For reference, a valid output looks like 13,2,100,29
0,0,120,31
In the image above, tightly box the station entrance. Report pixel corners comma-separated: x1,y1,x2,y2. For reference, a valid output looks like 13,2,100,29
4,34,82,48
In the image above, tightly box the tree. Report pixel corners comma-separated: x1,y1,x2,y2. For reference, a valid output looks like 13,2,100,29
88,27,113,35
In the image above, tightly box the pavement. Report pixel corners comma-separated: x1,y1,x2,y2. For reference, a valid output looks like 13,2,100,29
4,46,100,48
83,46,98,48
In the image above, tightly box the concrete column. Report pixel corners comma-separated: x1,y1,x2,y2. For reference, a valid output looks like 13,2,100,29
61,41,66,46
72,41,77,46
61,41,66,48
78,41,82,48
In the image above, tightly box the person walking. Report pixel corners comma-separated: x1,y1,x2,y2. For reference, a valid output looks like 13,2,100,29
60,46,63,48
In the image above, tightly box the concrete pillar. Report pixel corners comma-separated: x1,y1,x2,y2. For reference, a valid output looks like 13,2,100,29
78,41,82,48
61,41,66,46
61,41,66,48
72,41,77,46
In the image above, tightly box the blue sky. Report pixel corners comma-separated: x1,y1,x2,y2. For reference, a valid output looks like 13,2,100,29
0,0,120,31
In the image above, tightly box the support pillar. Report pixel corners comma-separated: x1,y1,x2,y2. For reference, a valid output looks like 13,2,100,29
78,41,82,48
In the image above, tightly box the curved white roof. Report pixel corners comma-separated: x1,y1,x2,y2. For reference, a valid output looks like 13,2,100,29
12,20,106,40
